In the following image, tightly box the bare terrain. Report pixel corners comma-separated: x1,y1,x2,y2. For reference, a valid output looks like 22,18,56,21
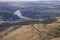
0,17,60,40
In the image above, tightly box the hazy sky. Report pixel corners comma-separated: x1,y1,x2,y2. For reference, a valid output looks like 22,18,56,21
0,0,38,1
0,0,60,1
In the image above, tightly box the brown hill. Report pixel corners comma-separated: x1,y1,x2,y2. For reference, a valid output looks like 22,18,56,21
0,17,60,40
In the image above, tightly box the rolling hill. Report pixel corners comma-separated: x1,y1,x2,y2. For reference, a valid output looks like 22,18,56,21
0,17,60,40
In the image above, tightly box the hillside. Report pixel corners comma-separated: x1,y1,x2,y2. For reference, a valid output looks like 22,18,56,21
0,17,60,40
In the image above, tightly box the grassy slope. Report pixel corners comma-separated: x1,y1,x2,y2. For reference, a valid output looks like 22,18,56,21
0,17,60,40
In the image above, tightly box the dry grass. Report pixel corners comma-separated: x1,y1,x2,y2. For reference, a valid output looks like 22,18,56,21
0,17,60,40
